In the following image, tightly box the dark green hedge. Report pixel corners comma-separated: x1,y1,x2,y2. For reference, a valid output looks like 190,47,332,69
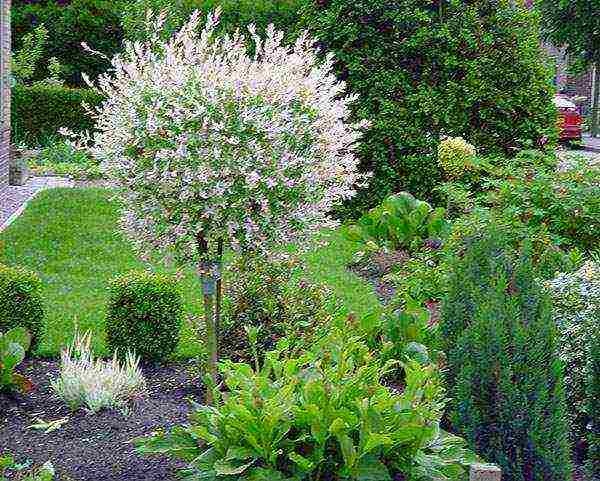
106,271,184,362
11,0,127,86
0,264,44,350
11,84,105,143
298,0,558,217
121,0,306,43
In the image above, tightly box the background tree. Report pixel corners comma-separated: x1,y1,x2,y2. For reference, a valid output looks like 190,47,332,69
298,0,557,216
85,10,365,398
537,0,600,137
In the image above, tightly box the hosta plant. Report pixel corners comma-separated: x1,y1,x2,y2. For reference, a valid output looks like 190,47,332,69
343,192,449,256
51,331,146,413
0,327,33,393
136,329,478,481
83,8,366,390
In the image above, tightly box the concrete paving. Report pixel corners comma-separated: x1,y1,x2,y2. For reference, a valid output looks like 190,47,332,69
583,133,600,153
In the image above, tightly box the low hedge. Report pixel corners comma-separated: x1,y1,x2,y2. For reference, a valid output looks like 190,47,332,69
0,264,44,349
11,84,105,143
106,271,184,362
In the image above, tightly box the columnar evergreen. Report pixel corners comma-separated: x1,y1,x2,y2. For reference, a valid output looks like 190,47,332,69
441,227,572,481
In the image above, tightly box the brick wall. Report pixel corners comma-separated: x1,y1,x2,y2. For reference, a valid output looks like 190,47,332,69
0,0,10,188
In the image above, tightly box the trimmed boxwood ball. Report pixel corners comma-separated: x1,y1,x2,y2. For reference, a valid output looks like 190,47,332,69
106,271,183,362
0,264,44,349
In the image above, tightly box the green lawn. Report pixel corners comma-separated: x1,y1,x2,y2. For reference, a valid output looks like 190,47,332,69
0,188,380,358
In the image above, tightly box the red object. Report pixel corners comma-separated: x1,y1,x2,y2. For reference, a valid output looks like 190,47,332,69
555,95,583,141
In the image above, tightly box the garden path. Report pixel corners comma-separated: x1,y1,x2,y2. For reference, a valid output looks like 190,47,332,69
0,176,73,231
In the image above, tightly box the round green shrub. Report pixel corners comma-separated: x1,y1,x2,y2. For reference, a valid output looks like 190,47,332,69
297,0,557,216
106,271,183,362
0,264,44,349
437,136,477,180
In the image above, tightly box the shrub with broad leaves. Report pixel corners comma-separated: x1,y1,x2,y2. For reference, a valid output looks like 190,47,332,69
136,327,479,481
0,327,33,393
545,261,600,452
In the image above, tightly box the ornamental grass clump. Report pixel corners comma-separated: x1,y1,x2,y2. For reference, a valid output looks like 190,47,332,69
51,331,146,413
83,8,366,391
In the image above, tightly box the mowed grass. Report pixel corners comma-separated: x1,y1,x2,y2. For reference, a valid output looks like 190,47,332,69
0,188,380,358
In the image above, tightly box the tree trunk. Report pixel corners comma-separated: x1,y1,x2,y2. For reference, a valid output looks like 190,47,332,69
196,235,224,405
591,62,600,138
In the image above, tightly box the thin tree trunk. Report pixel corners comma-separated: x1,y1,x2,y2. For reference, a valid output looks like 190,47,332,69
202,280,217,404
591,62,600,138
214,239,224,359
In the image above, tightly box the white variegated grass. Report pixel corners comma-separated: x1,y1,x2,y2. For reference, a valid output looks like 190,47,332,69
51,331,146,414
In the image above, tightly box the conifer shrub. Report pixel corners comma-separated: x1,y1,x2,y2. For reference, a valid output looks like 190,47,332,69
298,0,557,215
440,226,572,481
106,271,183,362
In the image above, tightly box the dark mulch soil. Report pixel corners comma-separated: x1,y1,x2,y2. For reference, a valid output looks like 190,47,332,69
348,250,409,304
0,359,201,481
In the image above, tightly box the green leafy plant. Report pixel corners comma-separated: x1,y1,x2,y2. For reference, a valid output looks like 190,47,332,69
106,271,184,362
27,141,103,180
10,24,49,85
359,297,441,372
440,225,572,481
586,323,600,478
0,264,44,350
0,453,54,481
0,327,33,393
11,0,127,86
220,254,335,365
484,157,600,250
344,192,449,255
11,84,104,145
136,327,478,481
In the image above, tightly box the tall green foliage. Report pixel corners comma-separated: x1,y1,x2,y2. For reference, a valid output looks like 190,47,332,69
440,227,572,481
11,0,126,86
297,0,557,216
121,0,306,43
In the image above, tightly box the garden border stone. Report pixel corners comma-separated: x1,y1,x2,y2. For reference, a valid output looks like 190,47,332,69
469,463,502,481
